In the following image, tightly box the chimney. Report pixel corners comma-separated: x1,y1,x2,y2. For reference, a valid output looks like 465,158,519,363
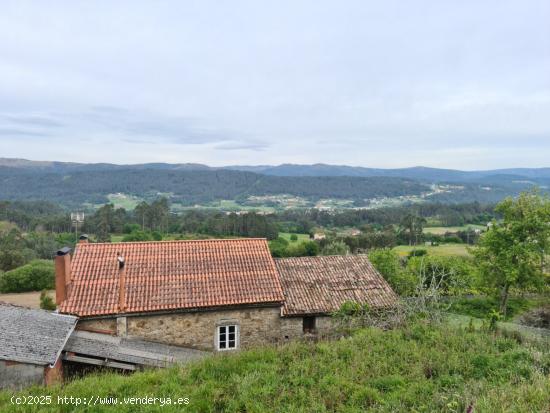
55,247,72,305
117,253,126,312
78,234,89,244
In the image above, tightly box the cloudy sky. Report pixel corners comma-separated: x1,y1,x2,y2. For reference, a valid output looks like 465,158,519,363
1,1,549,169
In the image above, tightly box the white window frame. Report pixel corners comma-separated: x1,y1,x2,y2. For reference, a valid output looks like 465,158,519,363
216,324,239,351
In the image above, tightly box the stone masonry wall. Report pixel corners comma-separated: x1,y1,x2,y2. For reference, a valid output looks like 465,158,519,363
124,306,283,351
76,309,342,351
77,318,117,334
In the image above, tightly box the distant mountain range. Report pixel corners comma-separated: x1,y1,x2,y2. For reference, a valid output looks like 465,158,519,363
2,158,549,182
0,158,547,209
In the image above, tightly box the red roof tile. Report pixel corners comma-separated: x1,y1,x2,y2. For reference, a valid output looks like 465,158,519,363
59,239,284,317
275,255,398,316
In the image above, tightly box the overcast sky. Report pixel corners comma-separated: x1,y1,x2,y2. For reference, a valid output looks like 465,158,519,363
1,1,549,169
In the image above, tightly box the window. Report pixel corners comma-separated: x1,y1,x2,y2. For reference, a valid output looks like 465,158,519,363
303,316,316,333
217,325,238,350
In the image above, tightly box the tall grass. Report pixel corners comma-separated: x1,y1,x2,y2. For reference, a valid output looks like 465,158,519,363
2,322,549,412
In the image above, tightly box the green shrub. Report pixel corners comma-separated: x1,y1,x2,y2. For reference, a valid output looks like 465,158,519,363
39,290,56,311
0,260,55,293
408,248,427,258
2,322,549,412
450,296,537,320
368,249,416,296
289,234,298,241
405,255,476,295
121,230,154,242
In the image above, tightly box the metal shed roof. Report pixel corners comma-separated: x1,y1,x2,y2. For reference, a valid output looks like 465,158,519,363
0,303,77,366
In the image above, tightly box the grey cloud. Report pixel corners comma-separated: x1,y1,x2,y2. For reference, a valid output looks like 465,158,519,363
0,128,50,137
4,115,63,128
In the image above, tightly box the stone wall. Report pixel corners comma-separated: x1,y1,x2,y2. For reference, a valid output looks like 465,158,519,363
77,318,117,334
122,306,283,351
0,360,44,389
76,309,342,351
280,315,338,340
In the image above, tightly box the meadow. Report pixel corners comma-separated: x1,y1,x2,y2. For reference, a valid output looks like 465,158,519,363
2,321,549,412
393,244,471,257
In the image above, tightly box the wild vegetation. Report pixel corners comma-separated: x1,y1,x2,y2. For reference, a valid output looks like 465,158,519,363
2,320,549,412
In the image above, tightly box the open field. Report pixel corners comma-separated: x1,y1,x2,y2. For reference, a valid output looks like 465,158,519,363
279,232,310,242
0,290,54,309
106,193,143,210
393,243,471,257
423,225,486,235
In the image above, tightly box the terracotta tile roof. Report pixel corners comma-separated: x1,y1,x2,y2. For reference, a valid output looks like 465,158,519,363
275,255,398,316
59,239,283,317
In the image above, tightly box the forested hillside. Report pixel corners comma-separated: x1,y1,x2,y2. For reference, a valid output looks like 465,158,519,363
0,167,428,206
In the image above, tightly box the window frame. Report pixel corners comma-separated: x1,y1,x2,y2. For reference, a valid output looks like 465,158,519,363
216,324,239,351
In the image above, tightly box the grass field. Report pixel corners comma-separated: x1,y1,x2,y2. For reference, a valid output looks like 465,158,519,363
279,232,310,242
106,193,143,210
2,321,549,412
423,225,486,235
393,243,471,257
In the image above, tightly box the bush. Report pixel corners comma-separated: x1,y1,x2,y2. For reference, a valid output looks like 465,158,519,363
405,255,475,295
121,230,154,242
39,289,56,310
0,260,55,293
123,223,141,234
368,249,416,296
290,234,298,242
451,296,539,320
408,249,427,258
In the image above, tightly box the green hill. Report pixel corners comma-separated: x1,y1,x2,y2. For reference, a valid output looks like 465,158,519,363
2,322,549,412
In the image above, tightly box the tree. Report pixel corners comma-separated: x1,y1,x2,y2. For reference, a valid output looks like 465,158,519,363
134,201,150,230
368,248,416,296
321,241,350,256
473,191,550,316
0,228,35,271
399,214,426,246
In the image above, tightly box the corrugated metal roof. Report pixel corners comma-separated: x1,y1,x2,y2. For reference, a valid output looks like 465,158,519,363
59,239,284,317
64,330,205,367
275,255,398,316
0,303,77,365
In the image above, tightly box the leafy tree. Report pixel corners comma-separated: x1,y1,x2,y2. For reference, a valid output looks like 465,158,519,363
0,228,35,271
321,241,350,256
472,191,550,316
399,214,426,246
406,255,475,295
268,237,289,257
368,249,416,296
122,230,154,242
0,260,55,293
25,232,62,259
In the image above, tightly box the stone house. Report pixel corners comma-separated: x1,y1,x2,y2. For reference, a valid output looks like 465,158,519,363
0,303,76,389
56,237,397,353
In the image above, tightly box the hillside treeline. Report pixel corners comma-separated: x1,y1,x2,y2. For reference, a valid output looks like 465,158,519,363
0,167,430,205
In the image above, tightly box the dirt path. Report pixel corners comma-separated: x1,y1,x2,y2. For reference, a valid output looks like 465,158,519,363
0,290,54,309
